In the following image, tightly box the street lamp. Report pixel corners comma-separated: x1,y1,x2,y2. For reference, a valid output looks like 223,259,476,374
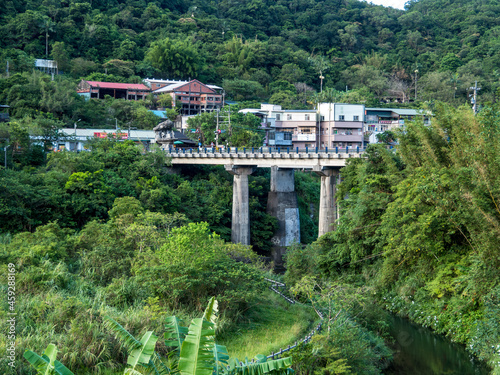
74,119,81,135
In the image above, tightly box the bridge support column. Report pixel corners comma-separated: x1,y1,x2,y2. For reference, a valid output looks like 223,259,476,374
225,165,256,245
315,167,339,237
267,166,300,270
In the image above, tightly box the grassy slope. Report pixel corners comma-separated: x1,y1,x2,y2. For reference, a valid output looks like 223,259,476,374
218,291,318,360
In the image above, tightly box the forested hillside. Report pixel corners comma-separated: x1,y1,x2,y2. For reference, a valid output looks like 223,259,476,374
1,0,500,110
2,0,500,373
285,104,500,373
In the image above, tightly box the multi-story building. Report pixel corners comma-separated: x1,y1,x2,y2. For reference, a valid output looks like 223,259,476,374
152,79,224,116
364,108,430,144
239,104,289,147
318,103,364,149
278,109,317,149
239,103,365,149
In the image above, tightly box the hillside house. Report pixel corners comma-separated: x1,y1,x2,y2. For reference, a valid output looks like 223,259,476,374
153,79,223,116
77,80,151,100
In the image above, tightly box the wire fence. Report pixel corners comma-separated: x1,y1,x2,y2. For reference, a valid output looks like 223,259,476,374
263,278,324,360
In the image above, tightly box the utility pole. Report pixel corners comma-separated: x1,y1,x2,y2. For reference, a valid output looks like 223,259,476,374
414,69,419,100
216,109,219,148
470,81,481,114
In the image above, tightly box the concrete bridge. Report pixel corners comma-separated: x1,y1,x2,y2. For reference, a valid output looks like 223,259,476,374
166,147,365,267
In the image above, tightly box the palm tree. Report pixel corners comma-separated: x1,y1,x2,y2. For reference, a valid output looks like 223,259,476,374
39,16,56,58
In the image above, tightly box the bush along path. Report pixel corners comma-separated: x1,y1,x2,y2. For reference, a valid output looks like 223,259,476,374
263,278,324,360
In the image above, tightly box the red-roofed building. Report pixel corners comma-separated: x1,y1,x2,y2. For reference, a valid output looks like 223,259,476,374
153,79,223,116
77,80,151,100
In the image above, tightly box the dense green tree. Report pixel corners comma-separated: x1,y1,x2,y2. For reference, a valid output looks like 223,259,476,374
146,38,200,78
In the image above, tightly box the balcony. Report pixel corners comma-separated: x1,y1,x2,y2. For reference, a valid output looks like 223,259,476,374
292,134,316,141
332,134,363,142
326,121,363,129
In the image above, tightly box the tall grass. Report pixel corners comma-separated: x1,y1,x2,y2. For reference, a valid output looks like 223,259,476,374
218,291,317,359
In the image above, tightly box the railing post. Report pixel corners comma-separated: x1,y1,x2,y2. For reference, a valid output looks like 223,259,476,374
335,146,338,153
287,147,289,154
169,147,172,153
306,146,308,154
235,147,238,154
182,148,185,153
204,147,207,153
260,147,262,153
243,147,246,153
325,146,328,153
346,146,349,153
296,147,299,153
357,146,359,153
189,148,192,153
252,147,254,153
315,146,318,153
278,147,280,154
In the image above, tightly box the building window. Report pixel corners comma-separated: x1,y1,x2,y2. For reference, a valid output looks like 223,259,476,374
276,114,281,121
353,115,359,121
284,133,292,140
333,130,338,134
321,115,325,121
305,114,310,121
339,115,345,121
287,114,292,120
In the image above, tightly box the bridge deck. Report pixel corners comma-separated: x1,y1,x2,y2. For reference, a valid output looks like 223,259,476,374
166,149,364,168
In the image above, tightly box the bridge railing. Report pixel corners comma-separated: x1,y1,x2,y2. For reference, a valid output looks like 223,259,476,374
167,146,367,155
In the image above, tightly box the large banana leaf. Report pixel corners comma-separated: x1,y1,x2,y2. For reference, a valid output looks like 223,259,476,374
228,356,293,375
127,331,159,369
213,344,229,375
24,344,73,375
202,297,218,326
165,316,188,353
104,316,143,353
178,318,215,375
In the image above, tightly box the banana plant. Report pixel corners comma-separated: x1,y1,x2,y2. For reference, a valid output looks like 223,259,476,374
106,297,293,375
104,316,166,375
165,316,189,354
24,343,73,375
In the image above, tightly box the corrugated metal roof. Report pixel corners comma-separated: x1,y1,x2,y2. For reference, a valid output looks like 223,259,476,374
391,109,422,116
366,108,421,116
61,128,156,140
85,81,150,91
284,109,316,113
149,110,168,118
154,82,186,93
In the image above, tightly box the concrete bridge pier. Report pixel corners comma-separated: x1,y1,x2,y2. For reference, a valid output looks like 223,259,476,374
267,166,300,270
225,165,256,245
315,167,340,237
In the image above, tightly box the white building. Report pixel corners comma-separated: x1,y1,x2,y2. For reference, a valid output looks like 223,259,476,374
56,128,156,152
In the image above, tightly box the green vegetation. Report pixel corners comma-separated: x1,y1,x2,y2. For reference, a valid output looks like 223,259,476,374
2,0,500,117
284,103,500,373
219,292,316,360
